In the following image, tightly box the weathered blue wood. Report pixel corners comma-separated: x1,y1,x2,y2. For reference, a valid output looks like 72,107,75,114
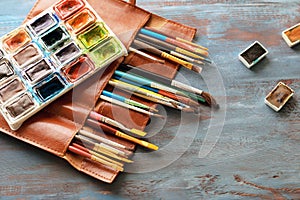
0,0,299,199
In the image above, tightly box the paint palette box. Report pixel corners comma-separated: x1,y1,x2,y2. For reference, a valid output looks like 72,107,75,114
0,0,127,130
282,23,300,47
239,41,268,68
264,82,294,112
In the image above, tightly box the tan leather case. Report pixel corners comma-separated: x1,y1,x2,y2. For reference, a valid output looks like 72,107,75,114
0,0,196,183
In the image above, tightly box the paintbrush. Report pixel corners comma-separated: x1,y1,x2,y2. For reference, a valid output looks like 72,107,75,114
81,126,134,156
113,74,199,109
99,95,165,119
102,90,158,112
74,136,132,163
109,79,184,107
133,39,202,74
129,47,165,64
114,70,184,96
140,28,209,57
78,129,128,150
89,111,147,137
68,145,124,172
75,134,129,158
144,26,208,51
137,33,209,64
120,65,218,108
72,142,128,166
123,90,196,113
88,120,159,151
137,30,211,63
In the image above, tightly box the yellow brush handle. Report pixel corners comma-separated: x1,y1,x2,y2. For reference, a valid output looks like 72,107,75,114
176,37,208,51
92,156,124,172
116,131,158,151
161,52,193,70
175,47,204,60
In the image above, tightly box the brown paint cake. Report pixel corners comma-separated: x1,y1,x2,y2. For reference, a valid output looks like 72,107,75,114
282,23,300,47
239,41,268,68
265,82,294,112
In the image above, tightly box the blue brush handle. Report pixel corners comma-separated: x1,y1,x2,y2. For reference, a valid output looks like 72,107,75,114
140,28,167,41
102,90,126,103
115,70,152,86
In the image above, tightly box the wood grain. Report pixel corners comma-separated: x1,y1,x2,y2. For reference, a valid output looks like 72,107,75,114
0,0,299,199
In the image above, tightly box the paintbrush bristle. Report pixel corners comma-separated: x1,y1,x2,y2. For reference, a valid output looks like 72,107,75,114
149,107,159,112
201,91,219,109
130,128,147,137
182,107,196,113
194,60,204,65
192,65,203,74
196,49,209,57
153,113,165,119
203,57,212,64
158,59,166,64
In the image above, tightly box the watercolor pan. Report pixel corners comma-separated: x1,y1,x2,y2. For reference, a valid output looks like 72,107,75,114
0,77,25,103
0,59,14,83
28,13,58,36
61,55,94,83
282,23,300,47
65,8,96,33
265,82,294,112
40,26,70,50
2,28,31,53
88,37,123,66
77,23,109,49
54,0,85,20
23,59,53,84
3,92,36,119
13,43,42,68
53,42,81,65
239,41,268,68
0,50,4,59
0,0,127,130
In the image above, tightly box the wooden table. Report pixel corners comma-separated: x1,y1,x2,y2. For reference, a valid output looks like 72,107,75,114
0,0,299,199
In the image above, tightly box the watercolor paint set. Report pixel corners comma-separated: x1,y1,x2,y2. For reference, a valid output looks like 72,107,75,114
0,0,127,130
282,23,300,47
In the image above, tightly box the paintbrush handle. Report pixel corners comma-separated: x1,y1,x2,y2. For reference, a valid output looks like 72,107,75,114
79,129,126,149
138,33,176,51
133,40,163,55
120,65,204,98
115,70,180,95
140,27,208,51
109,79,171,103
129,47,164,63
102,90,151,111
76,134,127,157
171,80,203,95
138,33,205,64
89,111,147,137
90,111,125,131
136,38,195,70
100,95,158,117
161,52,193,70
72,143,125,166
120,64,171,85
170,51,204,66
68,145,124,172
98,122,159,151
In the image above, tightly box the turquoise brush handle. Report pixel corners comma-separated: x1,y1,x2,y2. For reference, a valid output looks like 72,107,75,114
140,28,167,41
115,70,152,86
